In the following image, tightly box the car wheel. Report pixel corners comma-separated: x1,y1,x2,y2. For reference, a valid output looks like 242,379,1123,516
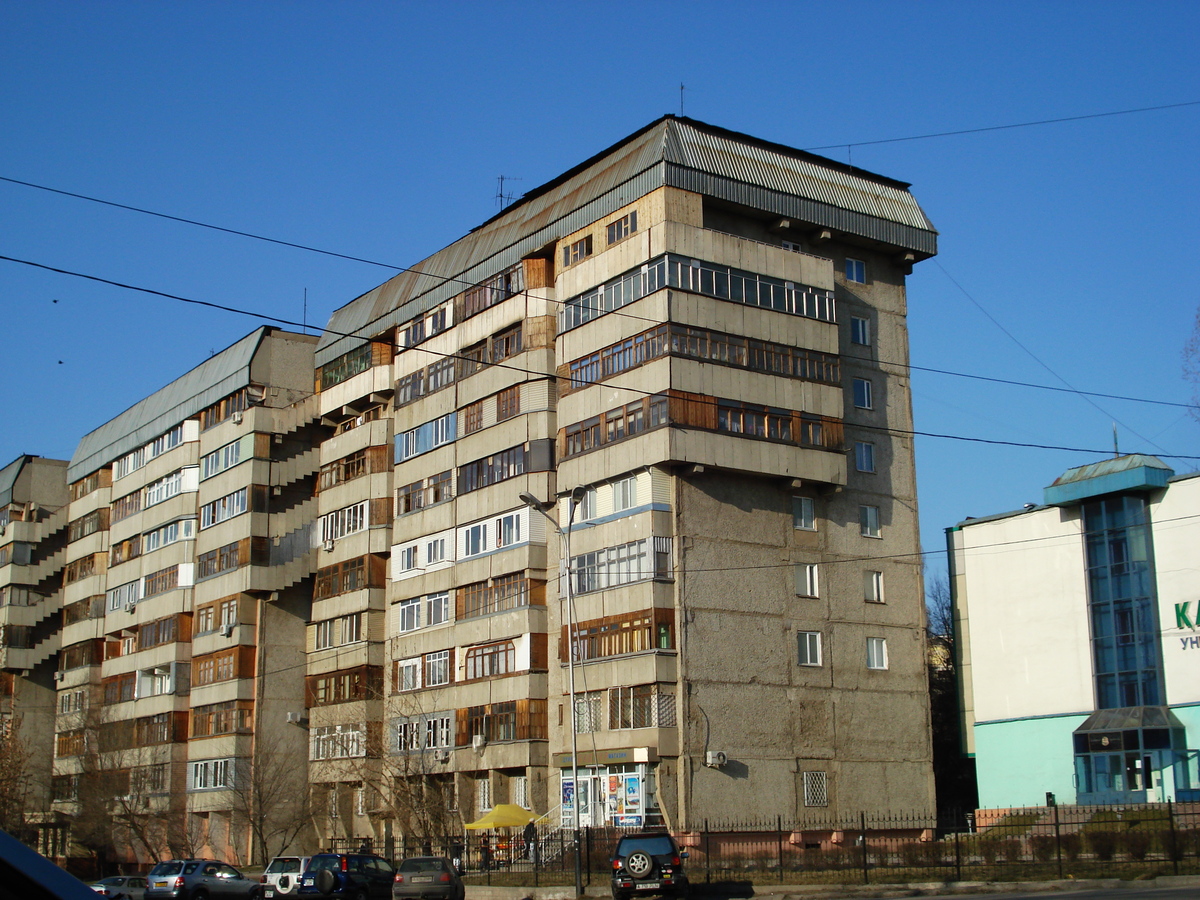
353,890,366,900
193,889,210,900
624,850,654,879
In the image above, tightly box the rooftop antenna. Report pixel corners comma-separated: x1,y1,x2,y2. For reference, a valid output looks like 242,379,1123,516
496,175,522,209
1112,422,1119,457
303,287,308,335
680,82,685,116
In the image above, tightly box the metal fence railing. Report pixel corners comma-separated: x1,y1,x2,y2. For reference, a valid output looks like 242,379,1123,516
325,801,1200,887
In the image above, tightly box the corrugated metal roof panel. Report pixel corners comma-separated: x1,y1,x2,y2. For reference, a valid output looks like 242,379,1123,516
68,329,270,481
317,116,937,364
0,456,31,508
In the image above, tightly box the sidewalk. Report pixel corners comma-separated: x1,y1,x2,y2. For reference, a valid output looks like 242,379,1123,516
465,874,1200,900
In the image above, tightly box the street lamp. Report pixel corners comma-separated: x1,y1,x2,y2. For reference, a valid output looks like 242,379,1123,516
521,485,586,898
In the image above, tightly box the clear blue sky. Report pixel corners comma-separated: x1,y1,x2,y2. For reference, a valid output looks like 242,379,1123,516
3,1,1198,586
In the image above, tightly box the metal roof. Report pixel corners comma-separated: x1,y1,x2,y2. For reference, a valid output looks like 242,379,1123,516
0,456,32,509
68,328,271,482
316,116,938,366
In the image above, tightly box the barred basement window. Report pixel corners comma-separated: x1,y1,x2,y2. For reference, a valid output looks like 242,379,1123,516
803,770,828,807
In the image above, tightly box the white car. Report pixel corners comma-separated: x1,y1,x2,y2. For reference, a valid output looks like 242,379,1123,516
262,857,312,898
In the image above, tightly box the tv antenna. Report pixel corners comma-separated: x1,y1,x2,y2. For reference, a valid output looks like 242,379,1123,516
496,175,522,209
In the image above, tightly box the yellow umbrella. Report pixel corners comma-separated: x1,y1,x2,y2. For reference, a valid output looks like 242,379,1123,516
463,804,539,829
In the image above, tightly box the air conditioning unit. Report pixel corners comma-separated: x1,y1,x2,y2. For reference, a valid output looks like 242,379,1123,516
125,599,137,613
285,711,309,726
232,410,244,425
323,539,335,552
53,671,64,682
471,735,486,751
704,750,728,768
434,748,450,763
221,623,236,638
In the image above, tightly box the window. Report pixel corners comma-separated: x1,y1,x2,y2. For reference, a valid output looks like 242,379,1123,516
396,413,456,463
852,378,873,410
607,211,637,244
865,570,885,604
495,512,522,548
608,684,675,729
462,401,483,435
574,692,604,733
491,323,522,363
803,770,828,807
860,505,881,538
866,637,888,670
571,537,672,594
189,759,235,791
465,641,515,680
201,440,242,479
513,774,529,810
462,523,487,558
425,650,450,687
845,258,866,284
426,537,447,564
398,598,420,633
426,592,449,626
397,659,420,692
797,632,822,667
144,517,195,552
200,487,248,529
612,475,637,512
320,501,368,542
792,496,815,531
399,545,419,572
496,385,520,421
562,235,593,267
850,316,871,346
796,564,819,598
476,778,492,813
855,441,875,473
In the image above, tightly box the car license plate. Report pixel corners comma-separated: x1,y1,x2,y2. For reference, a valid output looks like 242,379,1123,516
303,879,314,887
412,877,433,884
265,892,275,898
636,883,661,890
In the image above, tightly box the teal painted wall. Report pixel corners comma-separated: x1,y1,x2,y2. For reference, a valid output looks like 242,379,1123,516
974,715,1088,808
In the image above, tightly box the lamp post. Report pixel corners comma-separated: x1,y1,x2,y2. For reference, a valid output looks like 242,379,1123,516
520,485,586,898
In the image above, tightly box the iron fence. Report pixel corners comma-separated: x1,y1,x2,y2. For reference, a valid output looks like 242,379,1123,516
326,801,1200,887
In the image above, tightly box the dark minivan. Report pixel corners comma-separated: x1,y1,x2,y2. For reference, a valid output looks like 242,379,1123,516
297,854,394,900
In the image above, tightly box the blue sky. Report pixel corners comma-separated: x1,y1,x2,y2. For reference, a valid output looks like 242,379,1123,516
3,1,1198,583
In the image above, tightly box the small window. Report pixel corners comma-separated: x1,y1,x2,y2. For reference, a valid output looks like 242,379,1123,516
795,564,819,598
852,378,873,410
860,505,881,538
803,770,828,807
496,386,520,422
612,475,637,512
865,570,885,604
562,235,593,267
797,632,822,667
462,401,483,435
855,441,875,473
781,240,803,253
850,316,871,346
792,496,815,531
845,258,866,284
866,637,888,670
607,211,638,244
398,598,420,633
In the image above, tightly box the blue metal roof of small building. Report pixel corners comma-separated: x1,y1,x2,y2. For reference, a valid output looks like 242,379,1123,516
1043,454,1174,506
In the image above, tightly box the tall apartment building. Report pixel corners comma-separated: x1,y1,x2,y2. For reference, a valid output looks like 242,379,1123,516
0,455,70,849
309,115,939,841
52,327,320,867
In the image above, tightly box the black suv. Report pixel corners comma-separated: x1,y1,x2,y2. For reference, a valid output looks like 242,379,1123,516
610,832,689,900
296,854,395,900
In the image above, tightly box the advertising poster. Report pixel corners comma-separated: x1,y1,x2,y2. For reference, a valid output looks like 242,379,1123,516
562,779,574,811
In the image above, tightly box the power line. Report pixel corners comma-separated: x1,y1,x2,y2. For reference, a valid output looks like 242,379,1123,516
4,252,1199,461
933,260,1178,462
802,99,1200,152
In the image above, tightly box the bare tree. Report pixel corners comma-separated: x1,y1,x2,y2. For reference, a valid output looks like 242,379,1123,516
228,731,314,865
0,715,33,838
925,569,977,817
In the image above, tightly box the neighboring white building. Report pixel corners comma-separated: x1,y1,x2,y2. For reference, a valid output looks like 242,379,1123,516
949,454,1200,808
